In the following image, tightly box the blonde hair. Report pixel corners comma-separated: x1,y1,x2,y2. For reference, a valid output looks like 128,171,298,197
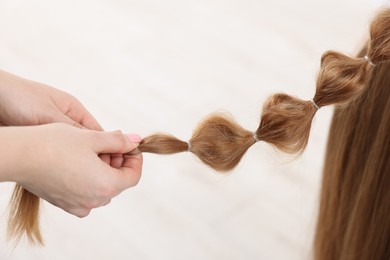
7,9,390,247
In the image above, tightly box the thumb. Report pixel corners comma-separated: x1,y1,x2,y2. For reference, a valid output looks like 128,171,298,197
92,130,139,154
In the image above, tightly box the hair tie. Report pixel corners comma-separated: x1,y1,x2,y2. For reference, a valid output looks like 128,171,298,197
253,132,260,142
364,55,376,66
311,99,320,110
187,141,192,152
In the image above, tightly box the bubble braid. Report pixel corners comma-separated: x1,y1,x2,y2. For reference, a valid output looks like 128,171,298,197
7,8,390,246
136,9,390,171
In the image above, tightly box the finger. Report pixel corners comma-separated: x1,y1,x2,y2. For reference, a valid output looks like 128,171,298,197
126,134,143,143
110,153,124,169
78,109,103,131
92,130,138,154
53,111,85,129
0,120,7,126
111,153,143,192
99,154,111,165
64,98,104,131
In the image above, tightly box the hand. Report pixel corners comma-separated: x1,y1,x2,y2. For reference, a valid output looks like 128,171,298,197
1,123,143,217
0,69,123,166
0,70,102,130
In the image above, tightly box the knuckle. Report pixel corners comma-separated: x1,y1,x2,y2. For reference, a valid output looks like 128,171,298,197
101,199,112,207
81,200,95,210
98,181,114,198
74,208,91,218
132,174,142,186
65,93,80,106
82,196,106,209
73,121,83,129
132,166,143,186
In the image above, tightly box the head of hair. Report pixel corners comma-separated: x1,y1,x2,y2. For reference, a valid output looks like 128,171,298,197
314,49,390,260
6,8,390,249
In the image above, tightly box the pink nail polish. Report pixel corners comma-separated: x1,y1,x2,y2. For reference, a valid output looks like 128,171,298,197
126,134,143,143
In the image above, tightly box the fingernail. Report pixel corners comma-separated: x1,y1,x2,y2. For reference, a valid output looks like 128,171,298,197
126,134,143,143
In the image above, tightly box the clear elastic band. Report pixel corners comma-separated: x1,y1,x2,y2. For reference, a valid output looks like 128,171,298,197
253,132,260,142
364,55,376,67
187,141,192,152
311,99,320,110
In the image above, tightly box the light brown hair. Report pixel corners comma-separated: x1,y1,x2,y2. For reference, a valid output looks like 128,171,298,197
7,9,390,248
314,48,390,259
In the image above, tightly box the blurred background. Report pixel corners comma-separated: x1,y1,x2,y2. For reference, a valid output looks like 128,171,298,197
0,0,383,259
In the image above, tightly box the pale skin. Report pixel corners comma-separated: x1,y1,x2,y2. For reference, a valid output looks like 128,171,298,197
0,70,143,217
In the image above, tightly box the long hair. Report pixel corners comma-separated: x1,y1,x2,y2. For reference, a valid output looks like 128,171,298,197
314,49,390,259
7,9,390,247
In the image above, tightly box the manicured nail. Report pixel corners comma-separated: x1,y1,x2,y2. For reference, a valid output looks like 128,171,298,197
126,134,143,143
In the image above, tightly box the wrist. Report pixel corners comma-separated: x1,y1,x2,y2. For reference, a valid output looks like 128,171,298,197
0,70,8,122
0,126,36,183
0,70,19,124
